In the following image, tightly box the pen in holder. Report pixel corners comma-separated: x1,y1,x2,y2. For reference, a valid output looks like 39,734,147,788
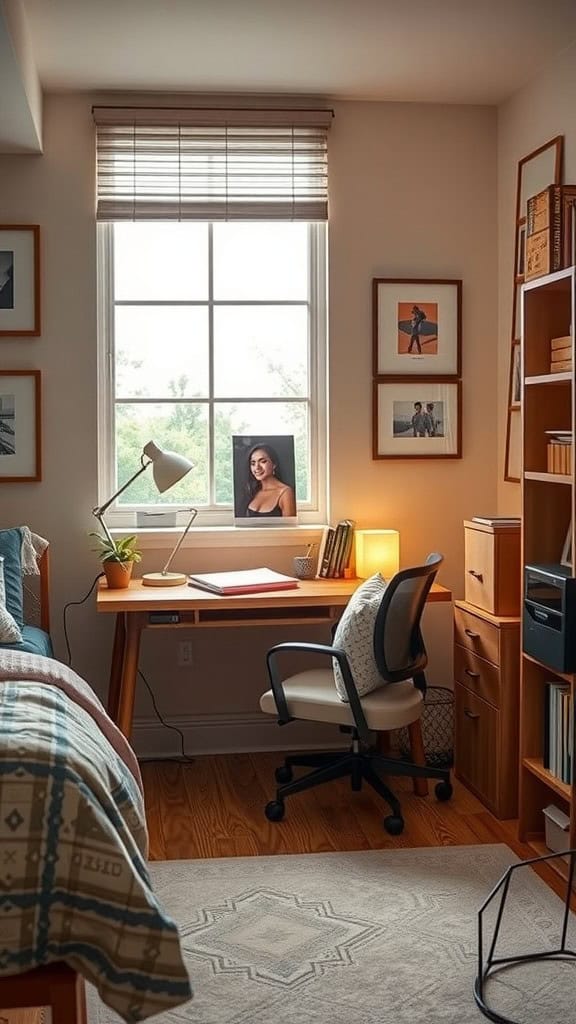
293,543,316,580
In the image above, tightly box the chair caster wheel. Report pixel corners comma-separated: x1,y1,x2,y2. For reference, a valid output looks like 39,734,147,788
384,814,404,836
265,800,285,822
435,780,453,802
275,765,293,784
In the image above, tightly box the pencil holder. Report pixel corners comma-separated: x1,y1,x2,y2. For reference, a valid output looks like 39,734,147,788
293,556,316,580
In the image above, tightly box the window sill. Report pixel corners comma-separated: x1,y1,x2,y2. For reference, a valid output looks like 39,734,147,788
109,524,327,551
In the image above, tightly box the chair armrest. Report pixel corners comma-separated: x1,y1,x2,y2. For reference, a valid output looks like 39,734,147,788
265,641,370,742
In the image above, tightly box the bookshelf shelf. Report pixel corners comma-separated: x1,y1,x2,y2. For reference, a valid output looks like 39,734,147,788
525,372,572,385
519,266,576,857
524,471,573,484
523,757,571,801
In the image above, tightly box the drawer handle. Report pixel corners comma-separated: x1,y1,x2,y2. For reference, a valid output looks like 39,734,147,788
467,570,484,582
464,709,480,720
464,628,480,639
465,669,480,679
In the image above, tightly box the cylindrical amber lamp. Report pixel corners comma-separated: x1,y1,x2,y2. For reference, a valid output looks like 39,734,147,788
355,529,400,580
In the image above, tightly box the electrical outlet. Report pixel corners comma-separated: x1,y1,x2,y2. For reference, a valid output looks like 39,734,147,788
178,640,193,667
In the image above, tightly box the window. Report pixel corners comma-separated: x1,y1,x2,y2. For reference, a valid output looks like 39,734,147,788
98,220,327,526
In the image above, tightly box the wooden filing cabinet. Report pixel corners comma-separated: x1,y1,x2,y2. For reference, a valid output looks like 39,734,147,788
454,600,520,819
464,520,521,617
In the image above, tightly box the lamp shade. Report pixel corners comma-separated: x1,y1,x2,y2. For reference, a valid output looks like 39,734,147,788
355,529,400,580
142,440,194,493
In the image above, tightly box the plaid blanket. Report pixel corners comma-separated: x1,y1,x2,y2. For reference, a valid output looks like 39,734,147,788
0,654,192,1022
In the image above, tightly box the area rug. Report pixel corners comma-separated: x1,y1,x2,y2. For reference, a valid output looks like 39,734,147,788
87,845,576,1024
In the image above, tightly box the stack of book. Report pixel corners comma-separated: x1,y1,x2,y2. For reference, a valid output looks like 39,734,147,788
544,681,573,785
546,430,573,475
525,184,576,280
550,334,572,374
317,520,355,578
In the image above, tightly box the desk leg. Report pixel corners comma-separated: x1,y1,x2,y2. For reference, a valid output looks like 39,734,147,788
107,612,126,723
116,613,144,740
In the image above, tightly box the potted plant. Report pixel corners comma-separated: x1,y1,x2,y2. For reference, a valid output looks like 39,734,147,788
90,532,142,589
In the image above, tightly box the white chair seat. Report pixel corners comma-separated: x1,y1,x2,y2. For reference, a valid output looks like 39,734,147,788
260,669,423,731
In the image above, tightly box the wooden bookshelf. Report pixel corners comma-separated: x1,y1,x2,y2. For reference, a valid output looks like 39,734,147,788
519,266,576,863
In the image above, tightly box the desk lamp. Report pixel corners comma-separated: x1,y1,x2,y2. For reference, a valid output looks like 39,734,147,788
93,440,196,587
355,529,400,580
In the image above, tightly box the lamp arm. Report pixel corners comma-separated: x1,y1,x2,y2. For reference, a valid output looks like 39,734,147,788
161,508,198,575
93,456,151,520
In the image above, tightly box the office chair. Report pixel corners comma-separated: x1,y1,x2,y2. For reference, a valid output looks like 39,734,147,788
260,553,452,835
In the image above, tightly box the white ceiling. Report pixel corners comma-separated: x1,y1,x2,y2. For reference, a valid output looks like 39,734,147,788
3,0,576,150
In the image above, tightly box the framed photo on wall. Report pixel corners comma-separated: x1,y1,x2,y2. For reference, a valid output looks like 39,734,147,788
0,226,41,336
232,434,297,525
373,378,461,460
0,370,41,481
372,278,461,378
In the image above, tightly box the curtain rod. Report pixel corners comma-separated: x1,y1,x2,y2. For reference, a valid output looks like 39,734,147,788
92,105,334,116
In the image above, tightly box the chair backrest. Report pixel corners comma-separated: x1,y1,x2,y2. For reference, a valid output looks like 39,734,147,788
373,552,443,685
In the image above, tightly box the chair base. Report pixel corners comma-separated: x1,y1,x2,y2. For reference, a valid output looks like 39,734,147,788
267,746,452,834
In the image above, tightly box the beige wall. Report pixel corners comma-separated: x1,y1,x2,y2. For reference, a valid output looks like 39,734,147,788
497,42,576,510
0,94,497,755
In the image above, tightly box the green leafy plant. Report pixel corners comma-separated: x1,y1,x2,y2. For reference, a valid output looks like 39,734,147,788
89,532,142,565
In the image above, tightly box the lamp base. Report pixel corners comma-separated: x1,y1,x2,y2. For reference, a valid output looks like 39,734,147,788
141,571,187,587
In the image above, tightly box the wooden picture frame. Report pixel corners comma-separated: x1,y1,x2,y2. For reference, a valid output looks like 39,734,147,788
0,225,41,337
372,278,461,378
372,377,462,460
505,137,563,482
0,370,42,481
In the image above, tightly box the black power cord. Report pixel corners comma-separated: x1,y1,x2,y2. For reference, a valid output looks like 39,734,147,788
62,574,194,763
62,571,104,666
138,669,195,764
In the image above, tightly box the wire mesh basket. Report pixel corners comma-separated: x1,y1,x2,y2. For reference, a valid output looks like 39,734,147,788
398,685,454,769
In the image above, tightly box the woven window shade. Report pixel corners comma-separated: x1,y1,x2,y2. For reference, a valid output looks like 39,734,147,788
93,106,333,222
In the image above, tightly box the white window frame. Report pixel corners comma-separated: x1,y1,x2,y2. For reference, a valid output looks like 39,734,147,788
96,222,328,536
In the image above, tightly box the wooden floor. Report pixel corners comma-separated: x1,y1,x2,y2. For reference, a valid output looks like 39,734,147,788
142,751,570,899
141,751,524,861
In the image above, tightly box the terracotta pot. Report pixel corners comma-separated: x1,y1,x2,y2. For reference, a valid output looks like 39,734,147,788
103,560,134,589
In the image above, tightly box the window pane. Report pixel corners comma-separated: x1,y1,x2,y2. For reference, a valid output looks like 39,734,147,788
214,402,309,505
115,307,209,398
213,223,308,300
214,306,308,398
114,223,208,300
115,403,208,505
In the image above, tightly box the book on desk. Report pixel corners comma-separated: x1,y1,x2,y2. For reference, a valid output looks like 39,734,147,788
187,567,300,596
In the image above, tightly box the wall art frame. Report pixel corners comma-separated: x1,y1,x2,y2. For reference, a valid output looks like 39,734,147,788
0,225,41,337
0,370,42,482
372,377,462,460
372,277,462,378
505,137,563,482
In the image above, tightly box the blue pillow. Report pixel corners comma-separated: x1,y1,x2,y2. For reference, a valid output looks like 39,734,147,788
0,528,24,625
0,625,53,657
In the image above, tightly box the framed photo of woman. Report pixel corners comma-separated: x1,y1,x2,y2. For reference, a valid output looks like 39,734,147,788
232,434,297,526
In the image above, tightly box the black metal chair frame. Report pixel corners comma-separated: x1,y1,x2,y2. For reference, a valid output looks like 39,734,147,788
265,553,452,834
475,848,576,1023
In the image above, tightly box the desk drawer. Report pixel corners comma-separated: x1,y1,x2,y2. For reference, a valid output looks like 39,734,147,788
454,645,500,708
454,606,500,666
454,684,498,812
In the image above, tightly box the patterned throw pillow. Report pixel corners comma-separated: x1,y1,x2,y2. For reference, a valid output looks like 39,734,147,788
0,555,23,645
332,573,388,701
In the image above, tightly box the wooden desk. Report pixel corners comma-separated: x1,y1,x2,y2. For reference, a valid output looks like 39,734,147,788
97,578,452,739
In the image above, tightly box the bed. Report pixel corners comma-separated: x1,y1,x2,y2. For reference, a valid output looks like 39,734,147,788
0,650,192,1023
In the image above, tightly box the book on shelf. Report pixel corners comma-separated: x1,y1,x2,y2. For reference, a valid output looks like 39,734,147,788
550,335,571,352
544,682,573,784
471,516,521,527
318,519,355,578
525,184,576,281
188,567,299,595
